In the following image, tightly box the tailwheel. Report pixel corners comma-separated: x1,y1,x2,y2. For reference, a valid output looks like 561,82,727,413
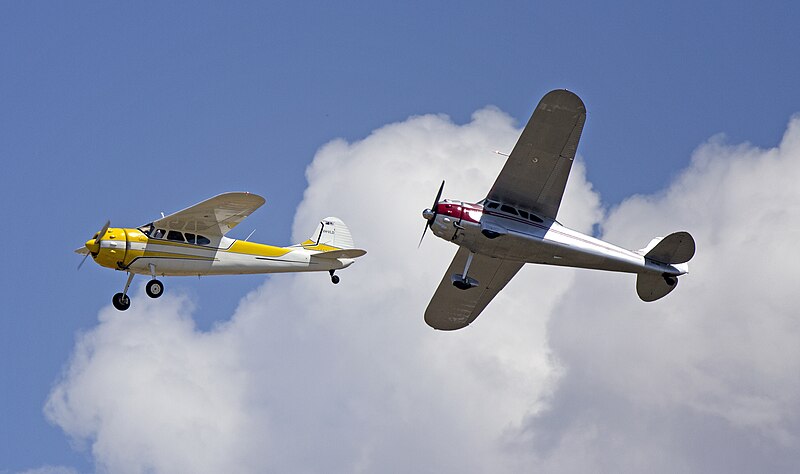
329,270,340,285
146,279,164,298
112,292,131,311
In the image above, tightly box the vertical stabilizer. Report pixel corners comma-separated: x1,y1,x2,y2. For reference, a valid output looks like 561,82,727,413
307,217,355,249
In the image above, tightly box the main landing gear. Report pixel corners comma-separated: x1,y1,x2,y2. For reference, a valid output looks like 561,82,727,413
452,251,479,290
329,269,340,285
145,263,164,299
111,265,165,311
112,271,135,311
146,279,164,298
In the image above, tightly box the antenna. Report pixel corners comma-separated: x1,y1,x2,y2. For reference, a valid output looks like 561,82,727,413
244,229,256,241
160,212,165,218
494,150,509,157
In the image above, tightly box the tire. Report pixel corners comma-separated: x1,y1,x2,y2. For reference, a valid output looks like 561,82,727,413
146,279,164,298
331,275,340,284
112,292,131,311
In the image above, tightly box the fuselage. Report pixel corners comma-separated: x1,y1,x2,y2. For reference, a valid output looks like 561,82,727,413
85,226,353,277
428,199,686,277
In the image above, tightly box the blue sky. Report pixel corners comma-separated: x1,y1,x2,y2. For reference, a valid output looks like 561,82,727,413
2,2,800,472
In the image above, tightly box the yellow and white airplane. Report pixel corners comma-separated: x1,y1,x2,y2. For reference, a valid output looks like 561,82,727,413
76,192,366,311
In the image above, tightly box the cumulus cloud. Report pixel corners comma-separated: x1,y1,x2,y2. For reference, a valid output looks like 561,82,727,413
45,109,800,473
511,117,800,473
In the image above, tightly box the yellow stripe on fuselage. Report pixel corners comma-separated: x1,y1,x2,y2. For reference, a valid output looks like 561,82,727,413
297,239,342,252
225,240,293,258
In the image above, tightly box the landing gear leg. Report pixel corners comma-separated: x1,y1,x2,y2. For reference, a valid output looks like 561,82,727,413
146,263,164,298
112,272,135,311
452,251,479,290
329,269,340,285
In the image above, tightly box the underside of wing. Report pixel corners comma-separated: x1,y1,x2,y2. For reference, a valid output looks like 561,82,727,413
487,89,586,220
425,247,524,331
152,192,265,236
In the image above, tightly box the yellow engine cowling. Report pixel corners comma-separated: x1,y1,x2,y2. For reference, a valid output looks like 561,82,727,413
93,227,128,269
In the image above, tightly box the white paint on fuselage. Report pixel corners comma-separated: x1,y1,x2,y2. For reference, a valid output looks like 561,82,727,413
121,239,351,277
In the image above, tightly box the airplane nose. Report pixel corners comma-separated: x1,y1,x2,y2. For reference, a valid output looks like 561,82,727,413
422,209,435,220
85,238,100,254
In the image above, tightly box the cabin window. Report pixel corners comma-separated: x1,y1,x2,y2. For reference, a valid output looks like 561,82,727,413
196,235,211,246
152,228,166,239
518,210,529,219
486,202,499,209
167,230,185,242
529,214,543,223
184,233,196,244
500,204,518,215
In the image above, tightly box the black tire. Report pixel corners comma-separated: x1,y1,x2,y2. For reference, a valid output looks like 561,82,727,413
331,275,341,284
453,279,471,290
146,279,164,298
112,292,131,311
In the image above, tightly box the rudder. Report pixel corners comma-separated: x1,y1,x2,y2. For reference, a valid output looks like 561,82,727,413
306,217,355,249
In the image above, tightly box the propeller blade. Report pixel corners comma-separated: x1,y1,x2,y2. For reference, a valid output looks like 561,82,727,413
98,220,110,240
418,224,429,248
77,252,91,270
432,180,445,210
419,180,445,248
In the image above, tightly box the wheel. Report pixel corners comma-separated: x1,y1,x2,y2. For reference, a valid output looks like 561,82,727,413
112,292,131,311
146,279,164,298
331,275,340,284
453,279,471,290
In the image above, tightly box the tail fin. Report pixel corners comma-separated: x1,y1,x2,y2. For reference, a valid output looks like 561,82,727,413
636,231,695,302
304,217,355,250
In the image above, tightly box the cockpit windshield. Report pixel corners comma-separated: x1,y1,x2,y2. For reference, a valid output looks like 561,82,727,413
137,223,154,236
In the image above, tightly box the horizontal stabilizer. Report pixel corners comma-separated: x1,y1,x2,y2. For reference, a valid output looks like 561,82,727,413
313,248,367,259
637,273,679,302
644,231,695,264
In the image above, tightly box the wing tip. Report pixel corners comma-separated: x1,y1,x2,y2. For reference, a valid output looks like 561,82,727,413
541,89,586,113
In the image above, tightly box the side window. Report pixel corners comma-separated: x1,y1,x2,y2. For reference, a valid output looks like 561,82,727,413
518,210,529,219
184,233,196,244
152,228,166,239
486,202,499,209
500,204,518,216
167,230,185,242
196,235,211,246
529,214,543,223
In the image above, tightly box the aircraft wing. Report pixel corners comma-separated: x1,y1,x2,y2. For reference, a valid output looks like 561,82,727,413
486,89,586,220
425,247,524,330
152,192,266,236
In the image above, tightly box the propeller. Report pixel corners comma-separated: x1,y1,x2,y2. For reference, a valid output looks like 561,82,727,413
77,220,110,269
418,180,445,247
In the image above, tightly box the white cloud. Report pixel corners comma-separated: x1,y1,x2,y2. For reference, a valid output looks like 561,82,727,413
510,116,800,473
45,109,800,473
